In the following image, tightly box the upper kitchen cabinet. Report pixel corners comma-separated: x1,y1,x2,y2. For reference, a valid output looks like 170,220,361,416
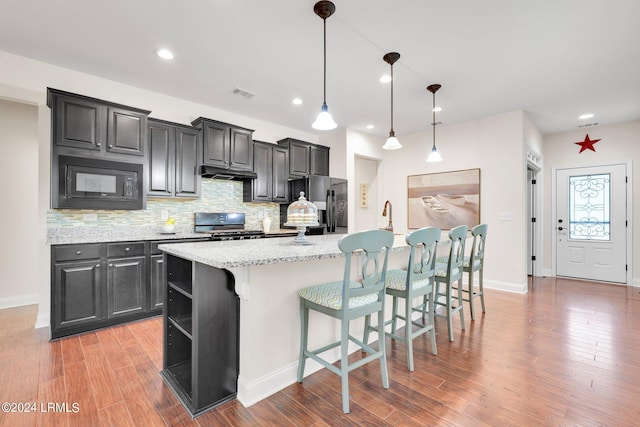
277,138,329,177
148,118,201,199
191,117,254,172
48,88,150,159
244,141,289,203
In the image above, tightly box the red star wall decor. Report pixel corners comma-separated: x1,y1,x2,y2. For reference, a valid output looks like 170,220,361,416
575,134,601,154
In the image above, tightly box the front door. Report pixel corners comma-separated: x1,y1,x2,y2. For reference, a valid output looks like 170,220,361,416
555,164,627,283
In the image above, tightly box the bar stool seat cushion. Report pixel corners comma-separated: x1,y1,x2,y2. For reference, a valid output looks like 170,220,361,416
299,280,376,310
385,269,430,291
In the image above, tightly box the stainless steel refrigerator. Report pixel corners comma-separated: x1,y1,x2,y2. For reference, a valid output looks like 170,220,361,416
285,176,348,234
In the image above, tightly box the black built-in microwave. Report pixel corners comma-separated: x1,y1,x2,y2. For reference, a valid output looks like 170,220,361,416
54,155,144,210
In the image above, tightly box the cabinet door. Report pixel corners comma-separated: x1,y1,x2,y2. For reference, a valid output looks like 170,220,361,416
229,127,254,171
53,95,106,151
175,127,201,198
272,146,290,202
250,142,273,201
202,121,229,168
310,145,330,176
149,254,164,310
107,107,146,156
107,256,147,318
289,140,310,176
148,122,174,196
53,260,104,329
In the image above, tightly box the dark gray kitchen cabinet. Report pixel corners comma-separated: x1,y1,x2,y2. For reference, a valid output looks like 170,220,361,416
150,254,165,310
310,144,330,176
52,243,105,332
277,138,330,178
243,141,289,203
48,88,149,158
148,118,201,198
106,242,147,318
191,117,254,171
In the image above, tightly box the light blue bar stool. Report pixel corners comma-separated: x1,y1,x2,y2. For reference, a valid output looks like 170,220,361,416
364,226,440,371
456,224,488,320
297,229,394,414
433,225,468,342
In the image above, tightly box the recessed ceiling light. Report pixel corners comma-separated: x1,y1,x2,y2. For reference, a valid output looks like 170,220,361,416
366,124,375,129
380,75,391,84
292,98,303,105
579,113,594,120
156,48,174,60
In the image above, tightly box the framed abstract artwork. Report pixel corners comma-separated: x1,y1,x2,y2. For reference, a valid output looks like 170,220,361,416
407,168,480,230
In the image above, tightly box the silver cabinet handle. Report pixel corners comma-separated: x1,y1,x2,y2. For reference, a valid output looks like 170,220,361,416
108,144,113,148
76,250,82,255
96,142,101,147
125,247,130,252
108,263,114,267
96,264,100,268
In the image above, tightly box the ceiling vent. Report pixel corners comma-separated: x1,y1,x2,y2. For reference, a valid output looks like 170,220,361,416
232,87,256,99
578,122,599,128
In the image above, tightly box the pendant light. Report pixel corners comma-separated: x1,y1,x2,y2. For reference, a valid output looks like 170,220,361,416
382,52,402,150
426,84,443,162
312,1,337,130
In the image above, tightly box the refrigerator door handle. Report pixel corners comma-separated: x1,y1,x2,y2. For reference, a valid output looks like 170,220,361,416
325,190,332,232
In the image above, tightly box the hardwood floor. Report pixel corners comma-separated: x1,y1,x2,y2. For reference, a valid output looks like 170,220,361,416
2,276,640,426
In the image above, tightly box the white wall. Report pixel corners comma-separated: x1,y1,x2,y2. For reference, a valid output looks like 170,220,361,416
0,99,39,308
542,120,640,284
379,111,529,292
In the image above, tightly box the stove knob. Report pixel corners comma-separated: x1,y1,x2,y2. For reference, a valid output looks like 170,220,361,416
239,236,245,240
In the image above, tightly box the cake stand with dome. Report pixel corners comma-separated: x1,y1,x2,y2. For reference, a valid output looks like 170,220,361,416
284,192,320,245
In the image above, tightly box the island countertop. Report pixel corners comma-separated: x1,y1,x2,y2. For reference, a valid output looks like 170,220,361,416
158,233,410,269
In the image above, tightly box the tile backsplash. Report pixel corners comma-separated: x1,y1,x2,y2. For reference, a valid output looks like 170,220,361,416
47,179,282,230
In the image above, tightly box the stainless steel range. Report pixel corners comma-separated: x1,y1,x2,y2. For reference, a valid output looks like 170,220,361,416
194,212,264,241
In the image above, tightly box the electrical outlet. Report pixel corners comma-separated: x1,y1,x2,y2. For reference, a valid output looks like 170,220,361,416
498,211,513,221
161,210,169,221
83,213,98,222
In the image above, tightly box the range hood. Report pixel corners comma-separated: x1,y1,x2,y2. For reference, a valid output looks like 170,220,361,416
200,165,257,180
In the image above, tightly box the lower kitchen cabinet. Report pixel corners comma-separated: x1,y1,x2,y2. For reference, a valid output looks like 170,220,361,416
107,242,147,318
50,238,206,339
53,258,104,331
150,254,165,310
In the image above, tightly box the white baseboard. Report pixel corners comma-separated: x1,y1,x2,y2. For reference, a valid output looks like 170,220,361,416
35,311,50,330
542,268,554,277
0,294,38,310
484,279,527,294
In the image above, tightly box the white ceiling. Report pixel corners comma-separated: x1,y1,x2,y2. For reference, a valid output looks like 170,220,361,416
2,0,640,139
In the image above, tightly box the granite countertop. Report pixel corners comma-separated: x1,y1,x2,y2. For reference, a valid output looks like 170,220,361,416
158,233,410,269
47,226,307,245
48,225,209,245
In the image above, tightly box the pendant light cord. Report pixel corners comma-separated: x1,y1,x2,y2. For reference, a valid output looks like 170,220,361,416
432,90,436,148
323,18,327,104
390,63,394,133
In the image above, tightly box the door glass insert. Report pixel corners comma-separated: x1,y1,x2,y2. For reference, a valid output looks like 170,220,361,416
568,173,610,241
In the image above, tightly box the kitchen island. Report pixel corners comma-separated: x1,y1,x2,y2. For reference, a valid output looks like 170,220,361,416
158,233,411,413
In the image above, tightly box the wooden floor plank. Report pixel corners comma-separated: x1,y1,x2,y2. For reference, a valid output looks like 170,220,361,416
2,276,640,424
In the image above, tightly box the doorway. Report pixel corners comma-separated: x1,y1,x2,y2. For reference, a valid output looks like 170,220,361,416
554,163,629,283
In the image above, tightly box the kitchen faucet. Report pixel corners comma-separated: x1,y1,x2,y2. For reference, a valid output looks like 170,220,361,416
381,200,393,232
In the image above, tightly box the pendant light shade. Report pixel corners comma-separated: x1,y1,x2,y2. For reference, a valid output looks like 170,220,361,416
382,52,402,150
425,83,443,162
312,1,337,130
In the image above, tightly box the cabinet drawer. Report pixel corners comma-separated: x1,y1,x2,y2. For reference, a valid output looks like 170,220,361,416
107,242,146,258
54,244,103,262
